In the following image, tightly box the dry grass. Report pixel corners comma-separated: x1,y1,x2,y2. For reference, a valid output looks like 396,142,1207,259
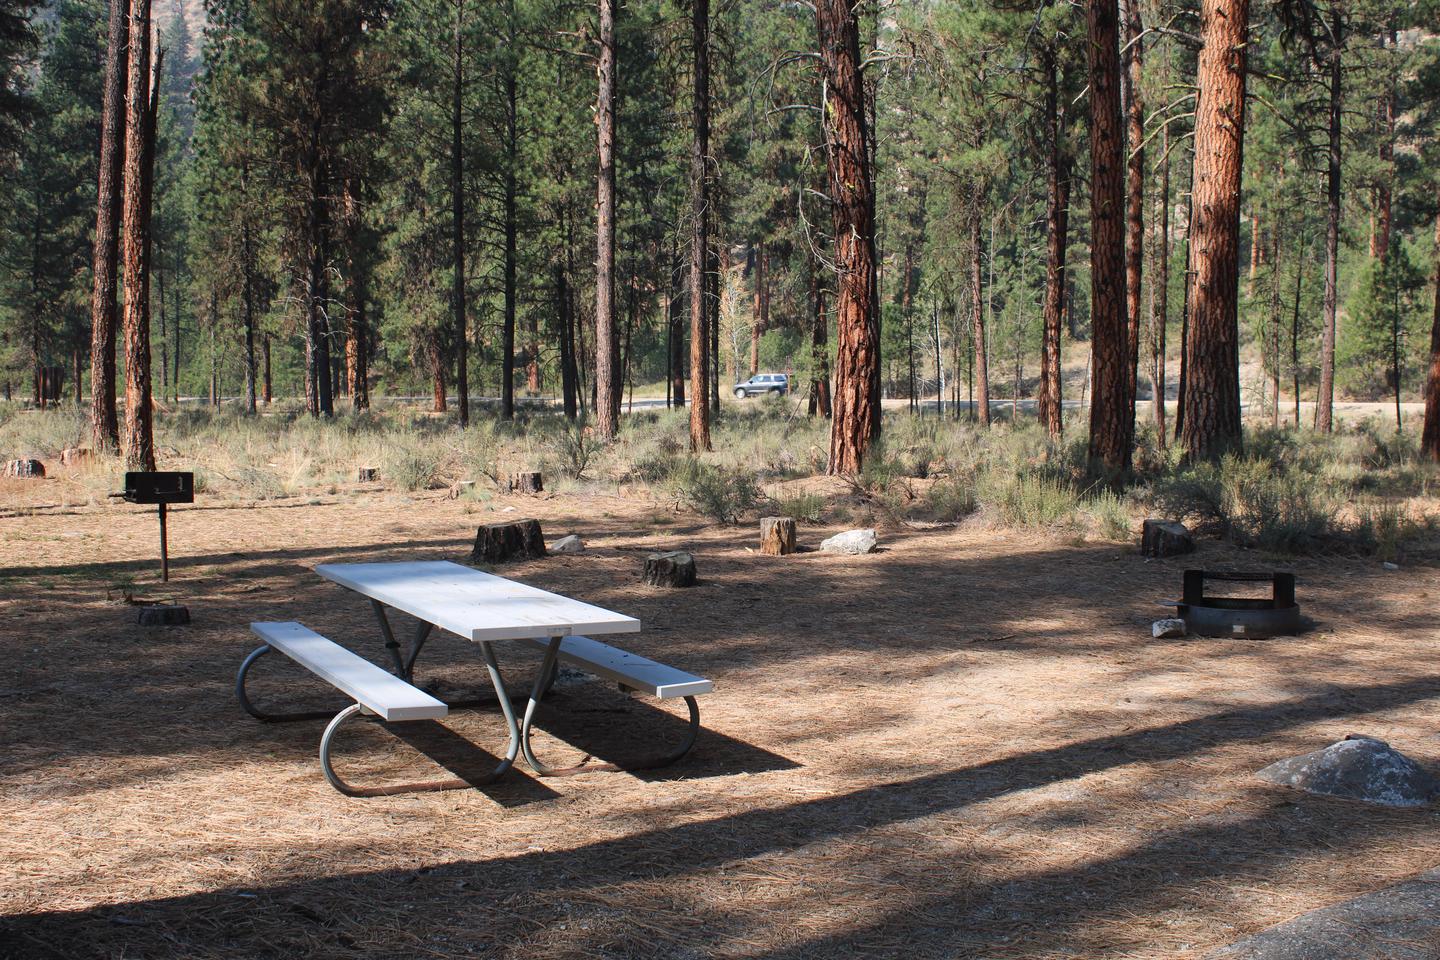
3,435,1440,958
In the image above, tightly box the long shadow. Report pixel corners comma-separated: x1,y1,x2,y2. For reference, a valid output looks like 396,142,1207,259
3,675,1436,958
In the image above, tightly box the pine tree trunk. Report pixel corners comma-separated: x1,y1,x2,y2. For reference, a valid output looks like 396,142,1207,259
429,331,447,412
1315,16,1341,434
1268,226,1282,427
1421,207,1440,460
261,334,272,404
668,247,686,409
500,6,519,422
969,210,991,427
453,4,470,426
243,216,256,414
1179,0,1248,459
1122,0,1144,439
89,0,128,453
810,258,831,418
556,262,577,419
1374,27,1395,262
750,241,762,376
688,0,712,451
1038,43,1069,441
595,0,620,440
1151,89,1171,446
120,18,158,471
817,0,879,473
1086,0,1132,473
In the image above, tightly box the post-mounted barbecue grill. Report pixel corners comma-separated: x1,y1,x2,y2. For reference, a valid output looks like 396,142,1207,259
113,471,194,581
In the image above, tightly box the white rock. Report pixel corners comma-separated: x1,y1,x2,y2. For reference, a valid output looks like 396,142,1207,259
1383,561,1399,571
819,529,878,555
551,534,585,555
1152,618,1187,639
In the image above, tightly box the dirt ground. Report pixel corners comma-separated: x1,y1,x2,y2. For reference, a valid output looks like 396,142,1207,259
2,468,1439,960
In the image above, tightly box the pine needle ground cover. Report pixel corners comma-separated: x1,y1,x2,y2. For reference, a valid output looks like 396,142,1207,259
2,406,1440,958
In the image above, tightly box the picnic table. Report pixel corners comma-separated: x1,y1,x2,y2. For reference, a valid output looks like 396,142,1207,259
237,560,712,794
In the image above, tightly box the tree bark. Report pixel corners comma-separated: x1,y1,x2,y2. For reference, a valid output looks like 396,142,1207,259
1421,207,1440,460
1038,43,1069,441
499,1,519,422
969,209,990,427
750,240,763,376
120,18,158,471
428,331,448,412
688,0,712,451
453,0,470,426
817,0,879,473
89,0,128,453
1314,13,1341,434
1121,0,1144,438
810,257,831,417
262,333,272,404
595,0,620,440
1086,0,1133,473
668,246,686,409
1150,108,1171,445
1179,0,1248,459
1373,27,1395,262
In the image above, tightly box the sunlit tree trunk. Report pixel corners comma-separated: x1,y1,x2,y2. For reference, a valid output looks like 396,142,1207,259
90,0,128,452
969,210,990,427
1038,43,1069,441
595,0,620,440
1150,111,1171,446
1315,9,1342,434
1086,0,1132,472
452,1,470,425
1179,0,1248,459
1421,207,1440,460
817,0,879,472
809,257,831,418
1121,0,1144,438
688,0,711,451
120,15,159,470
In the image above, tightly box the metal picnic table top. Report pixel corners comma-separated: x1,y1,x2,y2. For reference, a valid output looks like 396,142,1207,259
314,559,641,642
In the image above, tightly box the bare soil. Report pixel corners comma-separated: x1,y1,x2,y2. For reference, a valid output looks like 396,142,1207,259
2,468,1439,959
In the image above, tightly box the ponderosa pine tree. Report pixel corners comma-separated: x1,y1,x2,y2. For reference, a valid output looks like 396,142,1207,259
688,0,711,452
88,0,125,450
119,0,158,469
1179,0,1249,459
594,0,619,440
1086,0,1132,473
817,0,878,473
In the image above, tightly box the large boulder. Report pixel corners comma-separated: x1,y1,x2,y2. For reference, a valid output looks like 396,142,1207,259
1255,734,1440,808
819,529,878,555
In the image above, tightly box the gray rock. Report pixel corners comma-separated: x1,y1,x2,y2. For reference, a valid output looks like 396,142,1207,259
1383,561,1400,571
1141,518,1194,557
1152,618,1187,639
551,534,585,555
1207,866,1440,960
1255,734,1440,808
819,528,878,555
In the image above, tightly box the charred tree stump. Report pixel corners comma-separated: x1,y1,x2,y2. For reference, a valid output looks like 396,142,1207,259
4,459,45,478
760,517,797,556
1141,519,1195,558
472,519,546,563
507,471,543,495
643,551,696,587
357,467,378,482
137,603,189,626
61,448,93,467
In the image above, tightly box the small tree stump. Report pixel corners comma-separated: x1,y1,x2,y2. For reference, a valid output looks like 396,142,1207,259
1141,519,1195,558
472,518,546,563
61,447,92,467
3,459,44,478
642,551,696,587
137,604,190,626
357,467,378,483
760,516,797,556
507,471,543,495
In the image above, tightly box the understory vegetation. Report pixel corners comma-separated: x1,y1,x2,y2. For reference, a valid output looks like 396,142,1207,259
5,400,1438,560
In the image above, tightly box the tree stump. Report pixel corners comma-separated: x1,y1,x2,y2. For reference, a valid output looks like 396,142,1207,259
61,447,92,467
472,519,546,563
760,516,797,556
507,471,543,495
137,604,190,626
642,551,696,587
1141,519,1195,558
357,467,378,483
4,459,44,478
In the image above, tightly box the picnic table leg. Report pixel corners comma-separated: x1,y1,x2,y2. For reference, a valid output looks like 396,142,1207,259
475,640,520,776
370,600,408,678
402,620,434,680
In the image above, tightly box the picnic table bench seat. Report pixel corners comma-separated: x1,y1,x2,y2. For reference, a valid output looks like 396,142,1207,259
238,622,453,795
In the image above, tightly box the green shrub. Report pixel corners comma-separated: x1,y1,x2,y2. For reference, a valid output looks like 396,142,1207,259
383,442,443,492
669,458,760,524
985,472,1081,529
776,492,825,523
924,479,978,522
1087,488,1131,541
